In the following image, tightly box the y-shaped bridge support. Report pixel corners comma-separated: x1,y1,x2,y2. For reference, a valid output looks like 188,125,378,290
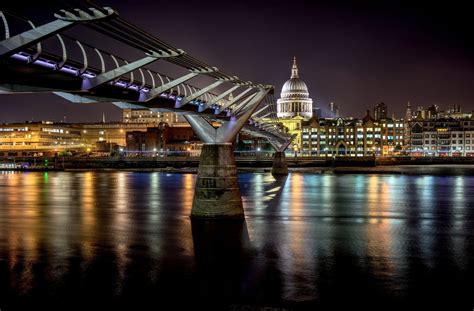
184,88,270,219
268,135,293,175
247,123,294,176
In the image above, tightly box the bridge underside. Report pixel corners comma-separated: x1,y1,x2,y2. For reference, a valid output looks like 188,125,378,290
0,59,230,118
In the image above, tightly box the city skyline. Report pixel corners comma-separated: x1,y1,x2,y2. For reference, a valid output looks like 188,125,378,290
2,2,474,310
1,0,473,122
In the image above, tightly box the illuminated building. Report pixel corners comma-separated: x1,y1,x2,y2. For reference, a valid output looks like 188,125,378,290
275,57,314,152
0,118,206,156
300,111,405,156
122,108,186,125
407,117,474,156
0,122,150,156
410,104,471,120
276,57,313,119
0,122,83,156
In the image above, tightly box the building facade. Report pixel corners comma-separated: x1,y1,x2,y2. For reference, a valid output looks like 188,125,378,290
0,122,83,156
407,117,474,156
126,124,200,155
122,108,186,125
300,112,405,156
0,122,152,156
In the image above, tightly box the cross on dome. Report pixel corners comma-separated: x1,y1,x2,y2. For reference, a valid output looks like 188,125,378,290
291,56,299,79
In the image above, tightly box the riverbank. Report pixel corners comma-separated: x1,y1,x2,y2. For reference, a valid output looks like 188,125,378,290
4,155,474,170
295,165,474,175
3,155,474,175
3,164,474,175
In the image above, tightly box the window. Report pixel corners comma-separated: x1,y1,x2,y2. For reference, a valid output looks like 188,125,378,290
459,140,463,144
467,140,471,144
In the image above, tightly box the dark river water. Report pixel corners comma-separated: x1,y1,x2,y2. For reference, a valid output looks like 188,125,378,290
1,171,474,310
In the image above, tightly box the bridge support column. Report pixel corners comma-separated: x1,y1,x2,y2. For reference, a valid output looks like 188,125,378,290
192,143,243,219
268,136,294,176
272,151,288,175
184,88,271,219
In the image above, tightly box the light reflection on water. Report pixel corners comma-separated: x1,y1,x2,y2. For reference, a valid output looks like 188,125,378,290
1,171,474,309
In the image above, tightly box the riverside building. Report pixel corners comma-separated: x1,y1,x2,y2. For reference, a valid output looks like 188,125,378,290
0,108,194,156
0,122,83,156
407,116,474,156
300,111,405,157
0,122,150,156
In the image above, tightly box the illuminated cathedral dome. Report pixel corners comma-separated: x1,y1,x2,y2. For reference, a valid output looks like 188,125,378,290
277,57,313,118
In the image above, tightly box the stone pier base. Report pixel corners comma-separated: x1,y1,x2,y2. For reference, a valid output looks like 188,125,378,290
191,143,244,219
271,151,288,175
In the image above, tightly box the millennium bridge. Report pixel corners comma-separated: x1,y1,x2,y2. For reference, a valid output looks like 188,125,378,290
0,2,293,218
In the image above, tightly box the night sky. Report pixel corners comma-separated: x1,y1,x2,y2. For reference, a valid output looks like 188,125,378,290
1,0,473,122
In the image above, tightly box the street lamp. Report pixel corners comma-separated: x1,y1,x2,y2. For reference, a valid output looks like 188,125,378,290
372,145,377,165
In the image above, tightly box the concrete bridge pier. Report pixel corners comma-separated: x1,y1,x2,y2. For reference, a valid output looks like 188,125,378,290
192,143,243,218
184,88,270,219
268,137,293,176
272,151,288,175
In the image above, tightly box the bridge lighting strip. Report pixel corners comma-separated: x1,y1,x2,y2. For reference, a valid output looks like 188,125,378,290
7,52,220,113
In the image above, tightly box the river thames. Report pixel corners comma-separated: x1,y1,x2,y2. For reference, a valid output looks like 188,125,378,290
1,171,473,310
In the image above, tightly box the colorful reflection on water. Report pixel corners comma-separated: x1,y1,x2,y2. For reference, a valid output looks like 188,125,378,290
1,171,474,310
